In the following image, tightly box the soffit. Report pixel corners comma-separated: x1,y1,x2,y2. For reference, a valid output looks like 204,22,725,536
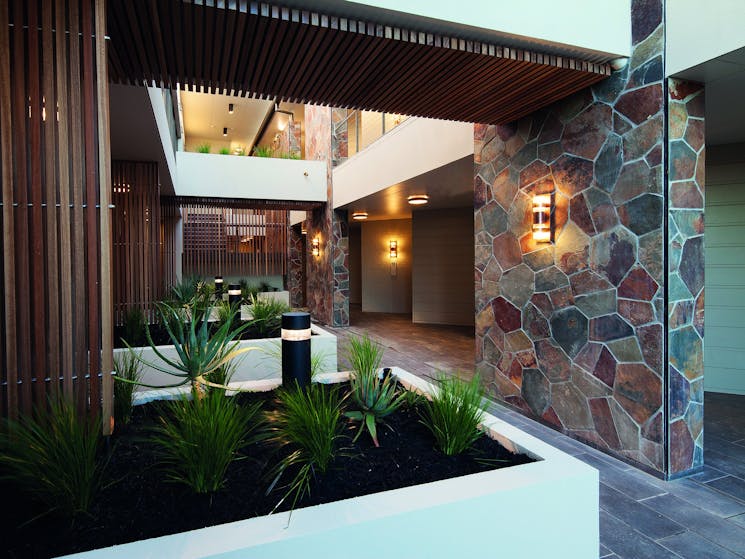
107,1,611,124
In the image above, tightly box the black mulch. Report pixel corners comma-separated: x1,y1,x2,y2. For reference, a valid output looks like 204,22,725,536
1,386,534,558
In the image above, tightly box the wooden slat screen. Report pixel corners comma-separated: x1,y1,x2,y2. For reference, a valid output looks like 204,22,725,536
106,1,611,125
0,0,113,427
180,203,289,278
112,161,174,325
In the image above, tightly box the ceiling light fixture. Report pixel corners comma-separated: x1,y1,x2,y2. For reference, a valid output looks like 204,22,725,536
407,194,429,206
352,211,368,221
228,103,234,114
223,127,228,136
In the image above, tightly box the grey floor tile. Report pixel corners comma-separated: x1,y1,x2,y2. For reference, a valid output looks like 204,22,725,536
577,448,634,472
595,460,667,501
707,475,745,503
600,510,683,559
705,449,745,480
658,530,742,559
643,493,745,556
666,478,745,517
599,544,613,557
600,483,685,539
731,513,745,528
688,465,729,483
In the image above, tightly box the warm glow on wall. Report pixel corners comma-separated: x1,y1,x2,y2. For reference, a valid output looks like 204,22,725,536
311,236,320,257
389,239,398,259
532,194,552,242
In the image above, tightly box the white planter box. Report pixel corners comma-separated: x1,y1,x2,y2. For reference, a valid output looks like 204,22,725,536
115,323,337,400
65,368,598,559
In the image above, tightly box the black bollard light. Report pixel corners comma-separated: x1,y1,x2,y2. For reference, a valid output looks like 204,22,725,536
281,312,311,389
228,283,242,307
214,276,224,299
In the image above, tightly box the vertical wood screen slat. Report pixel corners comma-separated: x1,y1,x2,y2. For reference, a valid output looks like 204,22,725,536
0,0,113,427
177,203,289,279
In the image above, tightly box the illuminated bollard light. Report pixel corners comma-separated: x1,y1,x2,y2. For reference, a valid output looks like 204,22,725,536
214,276,224,299
228,283,242,307
281,312,311,390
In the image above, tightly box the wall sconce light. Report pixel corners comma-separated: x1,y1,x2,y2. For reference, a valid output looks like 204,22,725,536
352,211,368,221
311,237,320,257
223,127,228,136
228,103,234,114
389,240,398,259
532,194,552,243
389,240,398,276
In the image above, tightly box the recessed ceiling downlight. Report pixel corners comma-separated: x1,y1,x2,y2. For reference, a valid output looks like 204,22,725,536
407,194,429,205
352,211,368,221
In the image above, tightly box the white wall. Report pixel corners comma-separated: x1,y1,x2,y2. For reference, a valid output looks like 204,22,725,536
361,219,412,313
176,152,327,202
333,118,474,208
705,144,745,394
666,0,745,76
351,0,630,57
412,208,474,326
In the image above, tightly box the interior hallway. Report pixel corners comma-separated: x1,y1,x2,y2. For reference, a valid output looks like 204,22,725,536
326,310,745,558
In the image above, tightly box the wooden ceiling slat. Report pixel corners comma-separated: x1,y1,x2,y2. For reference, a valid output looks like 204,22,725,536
107,0,611,124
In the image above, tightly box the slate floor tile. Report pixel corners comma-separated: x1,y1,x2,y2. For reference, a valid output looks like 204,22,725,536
600,483,685,539
688,465,729,483
642,493,745,556
658,530,742,559
666,478,745,517
600,511,683,559
707,475,745,503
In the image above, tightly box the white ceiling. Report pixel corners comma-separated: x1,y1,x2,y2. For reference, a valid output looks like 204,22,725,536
674,46,745,146
339,155,473,221
181,91,273,148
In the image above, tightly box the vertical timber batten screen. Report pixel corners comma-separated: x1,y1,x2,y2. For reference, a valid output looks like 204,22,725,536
111,161,174,325
179,203,289,279
0,0,113,427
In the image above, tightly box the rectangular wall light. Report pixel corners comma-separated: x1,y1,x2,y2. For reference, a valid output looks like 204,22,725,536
532,194,552,243
311,237,320,257
389,239,398,259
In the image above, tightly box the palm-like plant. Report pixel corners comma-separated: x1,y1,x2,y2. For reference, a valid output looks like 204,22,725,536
418,374,486,456
125,299,257,398
345,335,405,447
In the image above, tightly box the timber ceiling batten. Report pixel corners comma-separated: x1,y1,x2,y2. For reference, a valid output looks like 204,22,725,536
108,0,612,124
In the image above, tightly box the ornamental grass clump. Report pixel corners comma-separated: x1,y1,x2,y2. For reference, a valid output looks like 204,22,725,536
150,392,262,494
248,294,289,337
345,335,405,447
114,349,142,425
418,374,487,456
0,397,105,518
265,383,345,511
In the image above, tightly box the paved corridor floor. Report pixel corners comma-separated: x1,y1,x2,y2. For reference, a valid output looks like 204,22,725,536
326,310,745,558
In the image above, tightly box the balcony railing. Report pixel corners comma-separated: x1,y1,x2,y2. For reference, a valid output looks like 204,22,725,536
332,109,408,166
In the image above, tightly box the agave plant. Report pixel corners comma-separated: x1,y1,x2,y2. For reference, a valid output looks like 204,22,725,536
124,299,257,398
345,335,405,447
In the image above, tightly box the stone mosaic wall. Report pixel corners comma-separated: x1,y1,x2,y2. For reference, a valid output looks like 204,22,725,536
288,223,305,308
304,105,350,327
667,79,705,475
474,0,672,474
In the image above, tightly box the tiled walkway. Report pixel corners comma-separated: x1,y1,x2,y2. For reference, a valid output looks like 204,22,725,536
327,310,745,559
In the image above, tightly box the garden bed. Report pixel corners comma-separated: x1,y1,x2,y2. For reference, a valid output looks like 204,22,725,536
1,369,599,559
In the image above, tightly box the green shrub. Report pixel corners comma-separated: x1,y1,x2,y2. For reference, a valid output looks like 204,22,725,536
168,276,211,308
249,294,289,338
196,143,211,153
345,335,404,446
418,374,486,456
150,393,262,493
0,397,104,517
252,145,273,157
121,306,146,347
265,383,345,510
240,278,259,303
114,350,142,425
219,147,231,155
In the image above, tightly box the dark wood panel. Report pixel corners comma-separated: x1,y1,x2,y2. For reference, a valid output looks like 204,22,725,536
107,0,610,125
